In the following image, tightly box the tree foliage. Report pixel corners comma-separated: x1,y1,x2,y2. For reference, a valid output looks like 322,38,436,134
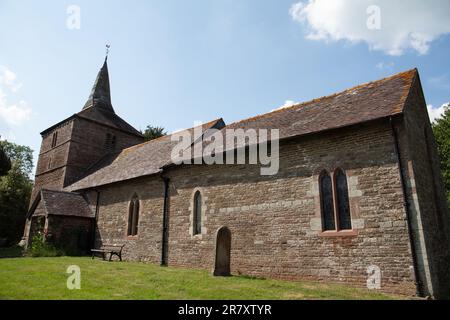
432,105,450,208
0,141,33,177
0,140,34,246
0,143,11,176
142,125,167,142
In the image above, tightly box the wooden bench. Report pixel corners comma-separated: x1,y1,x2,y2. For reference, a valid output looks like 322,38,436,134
91,244,125,261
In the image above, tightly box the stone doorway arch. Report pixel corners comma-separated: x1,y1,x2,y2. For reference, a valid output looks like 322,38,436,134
213,226,231,276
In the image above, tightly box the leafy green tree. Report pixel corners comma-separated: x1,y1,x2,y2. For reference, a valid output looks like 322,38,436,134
432,104,450,208
0,141,33,176
143,125,167,141
0,140,33,246
0,144,11,176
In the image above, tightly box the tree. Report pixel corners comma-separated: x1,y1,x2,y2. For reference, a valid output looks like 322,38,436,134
143,125,167,141
0,141,33,176
0,140,34,246
0,143,11,176
432,104,450,208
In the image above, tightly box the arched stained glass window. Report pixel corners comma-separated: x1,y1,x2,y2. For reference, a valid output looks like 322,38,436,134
320,171,335,231
335,169,352,230
127,194,140,236
193,191,202,235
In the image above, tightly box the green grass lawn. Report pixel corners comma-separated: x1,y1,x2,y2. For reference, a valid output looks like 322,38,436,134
0,255,400,300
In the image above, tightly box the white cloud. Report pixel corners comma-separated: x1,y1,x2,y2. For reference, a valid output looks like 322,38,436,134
0,66,32,126
376,61,395,70
427,103,449,123
272,100,298,112
0,91,32,126
290,0,450,56
0,130,16,141
0,66,23,93
2,69,16,86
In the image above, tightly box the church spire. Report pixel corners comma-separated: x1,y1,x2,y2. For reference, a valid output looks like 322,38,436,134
83,55,114,112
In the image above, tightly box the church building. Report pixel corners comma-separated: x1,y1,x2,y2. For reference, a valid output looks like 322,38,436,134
22,58,450,298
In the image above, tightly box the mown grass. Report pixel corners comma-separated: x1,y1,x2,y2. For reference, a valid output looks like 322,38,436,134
0,256,401,300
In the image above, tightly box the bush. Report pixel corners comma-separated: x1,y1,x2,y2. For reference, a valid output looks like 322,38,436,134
0,245,24,258
26,233,65,257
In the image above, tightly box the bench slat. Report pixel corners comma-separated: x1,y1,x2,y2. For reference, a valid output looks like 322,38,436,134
91,244,125,262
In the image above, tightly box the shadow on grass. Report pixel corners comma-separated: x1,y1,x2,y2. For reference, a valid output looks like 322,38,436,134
235,274,267,281
0,246,24,258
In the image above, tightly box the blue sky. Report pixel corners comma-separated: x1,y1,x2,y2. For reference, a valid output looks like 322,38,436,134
0,0,449,174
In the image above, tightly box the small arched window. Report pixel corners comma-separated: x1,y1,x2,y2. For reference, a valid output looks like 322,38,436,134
51,131,58,148
105,133,117,152
335,169,352,230
320,171,335,231
105,133,112,149
193,191,202,235
127,194,140,236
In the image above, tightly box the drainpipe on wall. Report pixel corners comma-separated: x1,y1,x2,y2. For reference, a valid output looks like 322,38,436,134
161,176,170,266
91,190,100,249
390,117,423,297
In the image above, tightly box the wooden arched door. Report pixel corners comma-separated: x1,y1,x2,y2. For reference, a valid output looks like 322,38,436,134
213,227,231,276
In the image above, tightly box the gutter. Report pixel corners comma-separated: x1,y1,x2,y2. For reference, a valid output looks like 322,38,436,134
390,116,423,297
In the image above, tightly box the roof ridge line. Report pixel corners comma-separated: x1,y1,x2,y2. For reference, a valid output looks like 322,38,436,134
121,118,224,151
41,188,80,195
225,68,418,128
399,68,420,114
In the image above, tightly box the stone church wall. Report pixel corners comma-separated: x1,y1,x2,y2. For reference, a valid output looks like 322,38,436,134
65,117,144,186
91,176,165,263
92,120,418,296
32,120,75,201
164,121,416,295
399,80,450,299
47,215,93,255
31,116,144,203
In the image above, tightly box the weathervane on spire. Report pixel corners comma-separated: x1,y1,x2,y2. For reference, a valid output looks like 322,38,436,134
105,44,111,60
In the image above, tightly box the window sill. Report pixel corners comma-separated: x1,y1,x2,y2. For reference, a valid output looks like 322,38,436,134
319,230,358,238
191,233,204,240
126,236,138,240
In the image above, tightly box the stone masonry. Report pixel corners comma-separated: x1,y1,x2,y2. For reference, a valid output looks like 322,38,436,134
24,62,450,299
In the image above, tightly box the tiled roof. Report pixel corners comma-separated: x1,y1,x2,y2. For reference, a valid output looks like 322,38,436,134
168,69,418,162
29,189,94,218
67,119,225,191
222,68,417,141
77,106,143,137
68,69,418,191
